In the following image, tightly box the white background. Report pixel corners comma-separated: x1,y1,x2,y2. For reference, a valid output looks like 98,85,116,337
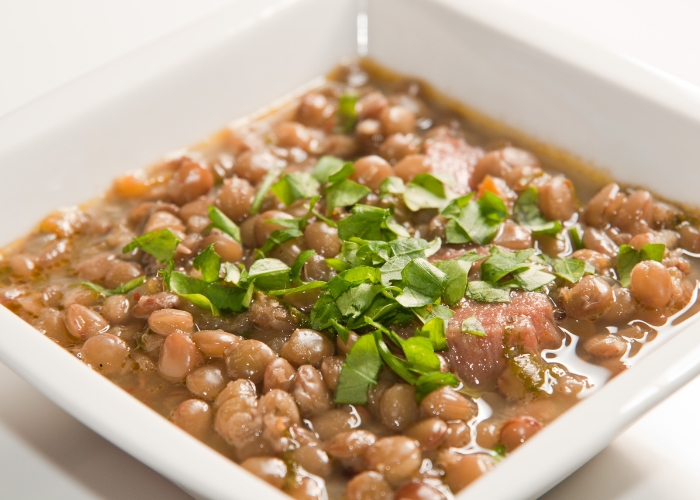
2,0,700,498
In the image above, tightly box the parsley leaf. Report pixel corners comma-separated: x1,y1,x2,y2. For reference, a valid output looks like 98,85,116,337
403,174,450,211
250,166,282,215
123,229,180,264
551,257,587,284
207,206,241,243
337,205,391,241
337,93,358,133
380,255,412,285
267,281,325,296
342,238,391,267
259,228,304,255
271,172,320,206
79,276,145,297
396,258,447,308
461,315,486,337
290,249,316,283
379,176,406,197
313,156,347,183
616,243,665,287
480,247,535,283
248,258,291,291
415,372,460,402
445,192,508,245
467,281,512,303
193,244,222,283
513,187,562,236
434,260,471,306
309,292,342,331
325,179,371,215
511,265,556,291
334,333,382,404
416,316,448,351
165,272,253,316
568,226,584,250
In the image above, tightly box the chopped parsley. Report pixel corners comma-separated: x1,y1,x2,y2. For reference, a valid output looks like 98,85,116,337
122,228,180,265
79,276,145,297
337,93,358,133
513,186,562,236
119,154,582,406
207,206,241,243
616,243,665,287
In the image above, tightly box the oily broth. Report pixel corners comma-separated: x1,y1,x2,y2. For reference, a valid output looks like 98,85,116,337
1,59,699,499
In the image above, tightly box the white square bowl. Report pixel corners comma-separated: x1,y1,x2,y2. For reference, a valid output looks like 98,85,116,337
1,1,700,499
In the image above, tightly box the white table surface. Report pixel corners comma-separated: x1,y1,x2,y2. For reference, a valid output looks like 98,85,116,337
2,1,700,498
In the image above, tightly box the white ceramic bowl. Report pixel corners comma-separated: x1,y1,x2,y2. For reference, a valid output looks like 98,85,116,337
1,1,700,499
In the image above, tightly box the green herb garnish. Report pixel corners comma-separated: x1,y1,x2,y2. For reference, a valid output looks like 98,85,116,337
461,315,486,337
271,172,320,206
79,276,145,297
193,244,222,283
337,93,358,132
513,186,562,236
616,243,665,287
122,228,180,265
334,333,383,404
207,206,241,243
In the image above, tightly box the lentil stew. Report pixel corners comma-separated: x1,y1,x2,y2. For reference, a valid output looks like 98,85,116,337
1,60,699,500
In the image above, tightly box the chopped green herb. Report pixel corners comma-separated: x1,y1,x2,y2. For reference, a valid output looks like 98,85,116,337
379,176,406,197
403,174,450,211
259,228,304,255
309,293,342,331
511,265,556,291
568,226,584,250
434,260,471,306
480,247,535,283
444,192,508,245
337,93,358,133
616,243,665,287
165,272,252,316
267,281,325,296
342,238,391,267
313,156,347,184
380,255,412,285
415,372,460,402
123,229,180,264
290,249,316,283
331,319,351,343
461,315,486,337
222,262,242,285
513,187,562,236
248,258,291,291
271,172,320,206
79,276,145,297
250,166,282,214
206,206,241,243
551,257,587,284
416,316,448,351
325,179,371,215
334,332,382,404
325,258,351,272
193,244,222,283
337,205,391,241
396,258,447,308
467,281,512,303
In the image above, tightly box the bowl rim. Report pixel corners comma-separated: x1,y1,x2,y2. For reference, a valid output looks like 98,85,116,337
2,1,700,500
